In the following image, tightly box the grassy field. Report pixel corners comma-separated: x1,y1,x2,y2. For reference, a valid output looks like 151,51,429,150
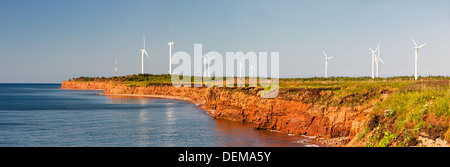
363,80,449,147
69,74,449,146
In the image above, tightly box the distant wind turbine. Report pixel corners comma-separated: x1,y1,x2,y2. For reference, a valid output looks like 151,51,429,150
115,58,118,76
140,35,149,74
369,44,379,79
323,51,333,78
411,37,427,80
206,55,215,77
237,58,244,77
375,44,385,77
250,64,256,77
168,27,174,75
198,46,212,77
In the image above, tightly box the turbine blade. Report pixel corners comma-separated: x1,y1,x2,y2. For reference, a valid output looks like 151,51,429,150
328,56,333,59
369,48,374,52
375,44,379,52
379,57,385,65
419,43,427,48
171,26,174,42
143,35,146,49
323,51,328,58
411,37,418,47
144,50,149,58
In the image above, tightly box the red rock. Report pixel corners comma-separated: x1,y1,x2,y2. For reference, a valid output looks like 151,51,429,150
61,81,368,140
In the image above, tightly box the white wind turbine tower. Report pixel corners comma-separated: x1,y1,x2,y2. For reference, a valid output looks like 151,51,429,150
375,45,385,77
323,51,333,78
168,27,174,75
140,35,149,74
369,44,379,79
237,56,245,77
115,58,118,76
250,64,256,77
202,55,208,77
206,55,215,77
411,37,427,80
237,61,243,77
198,46,212,77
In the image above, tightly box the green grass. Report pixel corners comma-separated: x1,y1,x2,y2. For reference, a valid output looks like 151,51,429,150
364,80,450,146
69,75,445,108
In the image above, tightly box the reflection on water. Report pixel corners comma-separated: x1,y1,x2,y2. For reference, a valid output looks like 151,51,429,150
105,95,157,104
0,84,320,147
164,108,176,147
137,109,150,147
106,95,318,147
214,119,319,147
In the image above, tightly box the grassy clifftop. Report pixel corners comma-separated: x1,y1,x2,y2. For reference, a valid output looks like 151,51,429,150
361,80,449,147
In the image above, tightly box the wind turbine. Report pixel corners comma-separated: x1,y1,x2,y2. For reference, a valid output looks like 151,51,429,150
115,58,118,76
369,44,379,79
375,45,385,77
198,46,212,77
168,27,174,75
250,64,256,77
237,60,244,77
140,35,149,74
207,56,215,77
411,37,427,80
323,51,333,78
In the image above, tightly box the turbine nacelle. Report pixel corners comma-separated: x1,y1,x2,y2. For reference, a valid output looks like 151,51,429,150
415,43,427,49
411,37,427,49
323,51,333,62
369,44,380,54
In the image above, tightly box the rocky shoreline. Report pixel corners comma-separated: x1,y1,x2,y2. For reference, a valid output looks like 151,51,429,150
60,81,378,147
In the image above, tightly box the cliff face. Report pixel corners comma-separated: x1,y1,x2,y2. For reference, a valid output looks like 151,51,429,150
61,81,370,143
61,81,107,90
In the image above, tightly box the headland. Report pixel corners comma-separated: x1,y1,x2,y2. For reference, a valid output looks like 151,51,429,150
61,74,450,147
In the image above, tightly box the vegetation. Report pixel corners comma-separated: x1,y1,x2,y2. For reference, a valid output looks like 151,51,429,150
363,80,450,147
70,74,175,87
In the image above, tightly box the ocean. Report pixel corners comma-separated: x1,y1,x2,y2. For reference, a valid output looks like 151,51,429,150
0,83,316,147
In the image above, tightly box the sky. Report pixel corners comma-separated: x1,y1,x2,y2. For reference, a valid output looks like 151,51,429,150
0,0,449,83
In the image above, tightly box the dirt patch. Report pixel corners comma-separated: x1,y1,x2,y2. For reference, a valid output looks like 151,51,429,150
422,123,449,140
422,113,450,140
367,114,384,131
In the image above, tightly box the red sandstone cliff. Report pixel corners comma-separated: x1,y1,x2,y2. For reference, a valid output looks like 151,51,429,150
61,81,371,146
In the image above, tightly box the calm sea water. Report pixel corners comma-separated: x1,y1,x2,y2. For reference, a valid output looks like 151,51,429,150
0,83,317,147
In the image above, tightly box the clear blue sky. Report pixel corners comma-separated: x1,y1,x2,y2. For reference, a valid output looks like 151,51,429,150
1,0,449,83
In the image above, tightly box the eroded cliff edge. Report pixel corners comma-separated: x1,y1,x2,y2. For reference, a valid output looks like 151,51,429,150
62,80,379,146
